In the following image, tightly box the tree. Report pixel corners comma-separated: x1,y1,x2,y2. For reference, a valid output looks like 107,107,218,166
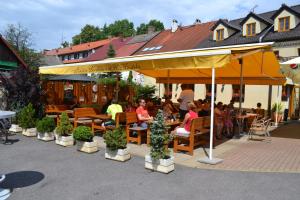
72,24,105,45
136,19,165,35
106,19,135,37
106,44,116,58
61,41,69,48
3,23,42,69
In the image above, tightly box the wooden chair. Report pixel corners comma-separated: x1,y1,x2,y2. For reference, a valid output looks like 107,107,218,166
73,107,98,127
173,117,210,155
106,112,126,130
125,112,147,145
203,116,211,128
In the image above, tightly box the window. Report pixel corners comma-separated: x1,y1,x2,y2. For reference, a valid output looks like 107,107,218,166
279,17,290,32
82,52,88,58
246,23,256,36
67,55,71,60
216,29,224,41
74,53,79,59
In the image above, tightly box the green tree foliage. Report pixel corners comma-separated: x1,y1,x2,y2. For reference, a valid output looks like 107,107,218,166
107,19,135,37
73,126,93,142
72,24,105,45
135,84,156,101
61,41,69,48
104,127,127,151
106,44,116,58
136,19,165,35
56,112,73,136
18,103,36,129
3,23,42,69
127,71,133,83
150,110,172,160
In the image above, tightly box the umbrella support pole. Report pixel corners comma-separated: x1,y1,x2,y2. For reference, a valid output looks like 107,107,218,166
198,67,223,165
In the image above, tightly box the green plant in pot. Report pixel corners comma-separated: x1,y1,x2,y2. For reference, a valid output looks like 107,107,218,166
272,102,284,123
19,103,37,137
73,126,98,153
55,112,74,146
104,127,130,161
37,117,56,141
145,110,174,173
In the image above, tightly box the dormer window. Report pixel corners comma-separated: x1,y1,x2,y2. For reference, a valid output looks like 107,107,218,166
246,23,256,36
279,16,290,32
216,29,224,41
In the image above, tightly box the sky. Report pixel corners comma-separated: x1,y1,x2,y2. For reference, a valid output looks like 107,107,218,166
0,0,299,51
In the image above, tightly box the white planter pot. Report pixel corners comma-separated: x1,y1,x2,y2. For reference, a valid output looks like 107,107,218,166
76,141,98,153
145,154,174,174
105,148,131,162
22,128,37,137
55,135,74,147
9,124,22,133
37,132,55,141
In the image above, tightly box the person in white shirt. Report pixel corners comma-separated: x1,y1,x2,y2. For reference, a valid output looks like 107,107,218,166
177,84,194,120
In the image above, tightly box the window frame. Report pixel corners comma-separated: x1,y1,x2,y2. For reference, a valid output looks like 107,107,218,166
216,29,224,41
278,16,290,32
246,22,256,36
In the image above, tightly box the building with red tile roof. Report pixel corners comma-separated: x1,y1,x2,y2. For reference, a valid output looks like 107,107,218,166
43,38,115,64
134,21,215,55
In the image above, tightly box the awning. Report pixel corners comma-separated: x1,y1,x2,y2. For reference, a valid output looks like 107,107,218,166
280,57,300,84
39,42,285,85
47,74,96,82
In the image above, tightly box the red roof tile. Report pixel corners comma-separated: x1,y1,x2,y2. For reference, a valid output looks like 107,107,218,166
115,42,146,57
85,37,132,62
44,38,116,56
134,21,216,55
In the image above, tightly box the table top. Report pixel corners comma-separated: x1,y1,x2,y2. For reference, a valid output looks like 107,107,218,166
88,114,111,120
45,110,73,114
0,111,16,119
236,113,258,119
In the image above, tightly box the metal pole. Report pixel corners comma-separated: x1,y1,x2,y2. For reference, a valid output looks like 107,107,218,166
275,85,280,126
209,67,215,160
237,58,243,138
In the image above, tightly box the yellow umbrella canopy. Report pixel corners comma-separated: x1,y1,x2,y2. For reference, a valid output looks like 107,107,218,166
39,43,285,85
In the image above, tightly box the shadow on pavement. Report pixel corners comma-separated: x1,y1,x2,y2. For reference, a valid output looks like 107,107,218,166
271,120,300,139
1,171,44,191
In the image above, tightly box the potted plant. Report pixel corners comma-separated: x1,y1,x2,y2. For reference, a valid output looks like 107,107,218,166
37,117,56,141
272,102,283,123
73,126,98,153
145,110,174,173
19,103,37,137
55,112,74,146
104,127,130,162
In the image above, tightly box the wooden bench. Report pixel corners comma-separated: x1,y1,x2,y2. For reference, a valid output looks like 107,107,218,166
125,112,147,145
73,108,101,129
106,112,126,131
173,117,210,155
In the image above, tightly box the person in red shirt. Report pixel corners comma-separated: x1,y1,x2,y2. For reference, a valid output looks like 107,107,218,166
136,99,153,128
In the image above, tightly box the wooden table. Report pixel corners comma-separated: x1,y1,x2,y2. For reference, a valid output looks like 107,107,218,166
88,114,112,134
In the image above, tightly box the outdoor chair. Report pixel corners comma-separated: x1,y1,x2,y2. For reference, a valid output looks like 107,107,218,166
248,118,272,140
125,112,147,145
173,117,210,155
74,107,101,128
105,112,126,131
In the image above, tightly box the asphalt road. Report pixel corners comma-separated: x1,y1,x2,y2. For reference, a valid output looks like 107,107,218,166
1,134,299,200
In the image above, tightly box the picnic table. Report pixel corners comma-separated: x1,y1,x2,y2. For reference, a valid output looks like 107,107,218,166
0,110,15,144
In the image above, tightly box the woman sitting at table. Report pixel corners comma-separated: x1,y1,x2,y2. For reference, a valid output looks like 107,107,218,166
173,102,198,136
136,99,153,128
214,102,224,140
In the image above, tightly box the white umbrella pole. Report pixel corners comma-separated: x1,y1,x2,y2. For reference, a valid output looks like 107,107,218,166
209,67,215,160
275,85,280,126
198,66,223,165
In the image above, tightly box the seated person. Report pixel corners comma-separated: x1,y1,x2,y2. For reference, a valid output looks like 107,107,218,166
103,98,123,126
254,102,265,117
198,99,210,117
136,99,153,128
214,102,224,140
173,102,198,136
223,104,233,138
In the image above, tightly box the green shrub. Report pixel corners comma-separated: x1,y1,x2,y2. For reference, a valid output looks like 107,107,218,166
73,126,93,142
272,102,283,114
56,112,73,136
104,127,127,151
18,103,36,129
150,110,172,160
37,117,56,133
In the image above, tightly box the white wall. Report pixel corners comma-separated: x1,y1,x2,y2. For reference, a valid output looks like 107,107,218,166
213,24,234,40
